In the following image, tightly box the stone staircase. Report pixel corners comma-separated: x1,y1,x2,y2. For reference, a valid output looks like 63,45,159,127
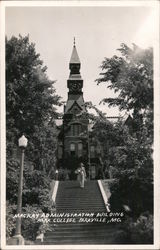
56,180,106,213
43,180,123,244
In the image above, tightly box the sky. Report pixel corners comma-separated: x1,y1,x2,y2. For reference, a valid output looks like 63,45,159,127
5,5,156,116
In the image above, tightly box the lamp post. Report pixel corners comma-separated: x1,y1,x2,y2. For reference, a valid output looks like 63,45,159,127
14,135,28,245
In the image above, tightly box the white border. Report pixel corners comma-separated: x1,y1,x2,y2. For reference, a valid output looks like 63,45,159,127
0,0,6,249
0,0,157,7
153,1,160,248
0,1,159,250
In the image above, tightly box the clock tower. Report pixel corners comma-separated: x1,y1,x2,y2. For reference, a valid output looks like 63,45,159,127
64,39,86,118
67,40,83,94
58,40,89,176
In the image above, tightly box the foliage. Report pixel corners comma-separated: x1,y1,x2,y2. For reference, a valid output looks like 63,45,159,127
6,35,61,241
6,35,61,166
96,43,153,115
21,205,43,241
93,43,153,237
6,159,19,203
30,123,58,173
23,166,53,211
6,160,55,240
109,175,153,217
6,204,54,242
119,213,153,244
6,202,17,238
96,43,153,146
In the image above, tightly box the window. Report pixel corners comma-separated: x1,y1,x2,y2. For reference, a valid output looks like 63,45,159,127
70,143,76,156
78,143,83,157
71,124,82,136
90,145,95,158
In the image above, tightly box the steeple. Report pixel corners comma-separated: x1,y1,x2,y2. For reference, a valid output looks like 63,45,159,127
69,38,81,65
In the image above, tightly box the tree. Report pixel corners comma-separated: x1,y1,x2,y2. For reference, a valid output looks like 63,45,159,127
96,43,153,112
96,43,153,138
6,35,61,240
94,43,153,222
6,35,61,158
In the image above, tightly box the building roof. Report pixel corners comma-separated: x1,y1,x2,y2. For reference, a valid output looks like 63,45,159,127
65,95,86,114
68,74,82,80
69,45,80,64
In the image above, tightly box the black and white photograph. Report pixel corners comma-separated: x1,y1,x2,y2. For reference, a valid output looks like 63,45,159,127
0,0,160,249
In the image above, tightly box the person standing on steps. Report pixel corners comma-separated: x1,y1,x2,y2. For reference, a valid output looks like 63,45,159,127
75,163,86,188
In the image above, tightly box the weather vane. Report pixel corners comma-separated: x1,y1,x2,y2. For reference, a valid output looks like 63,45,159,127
74,37,76,46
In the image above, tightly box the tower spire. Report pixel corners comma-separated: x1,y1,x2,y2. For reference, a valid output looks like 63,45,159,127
69,39,80,64
74,37,76,47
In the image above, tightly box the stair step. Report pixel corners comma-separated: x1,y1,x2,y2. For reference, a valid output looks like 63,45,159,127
56,208,106,210
55,211,106,213
47,228,114,233
50,222,114,228
48,225,119,231
44,231,115,238
57,194,102,197
56,201,104,203
56,205,105,208
45,228,114,235
43,235,119,244
56,196,103,199
56,203,104,206
56,200,104,203
56,197,103,200
45,234,115,240
56,210,106,213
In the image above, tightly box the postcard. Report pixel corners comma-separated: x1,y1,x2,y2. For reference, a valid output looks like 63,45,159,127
0,1,160,250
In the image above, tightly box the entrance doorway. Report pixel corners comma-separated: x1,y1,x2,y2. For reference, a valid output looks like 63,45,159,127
90,165,96,179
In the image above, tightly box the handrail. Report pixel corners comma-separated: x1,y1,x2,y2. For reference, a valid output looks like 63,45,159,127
97,180,111,212
52,181,59,203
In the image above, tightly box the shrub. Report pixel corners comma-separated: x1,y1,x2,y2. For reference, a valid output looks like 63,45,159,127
6,202,17,239
21,205,43,241
109,174,153,217
121,213,153,244
6,159,19,203
6,164,55,242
